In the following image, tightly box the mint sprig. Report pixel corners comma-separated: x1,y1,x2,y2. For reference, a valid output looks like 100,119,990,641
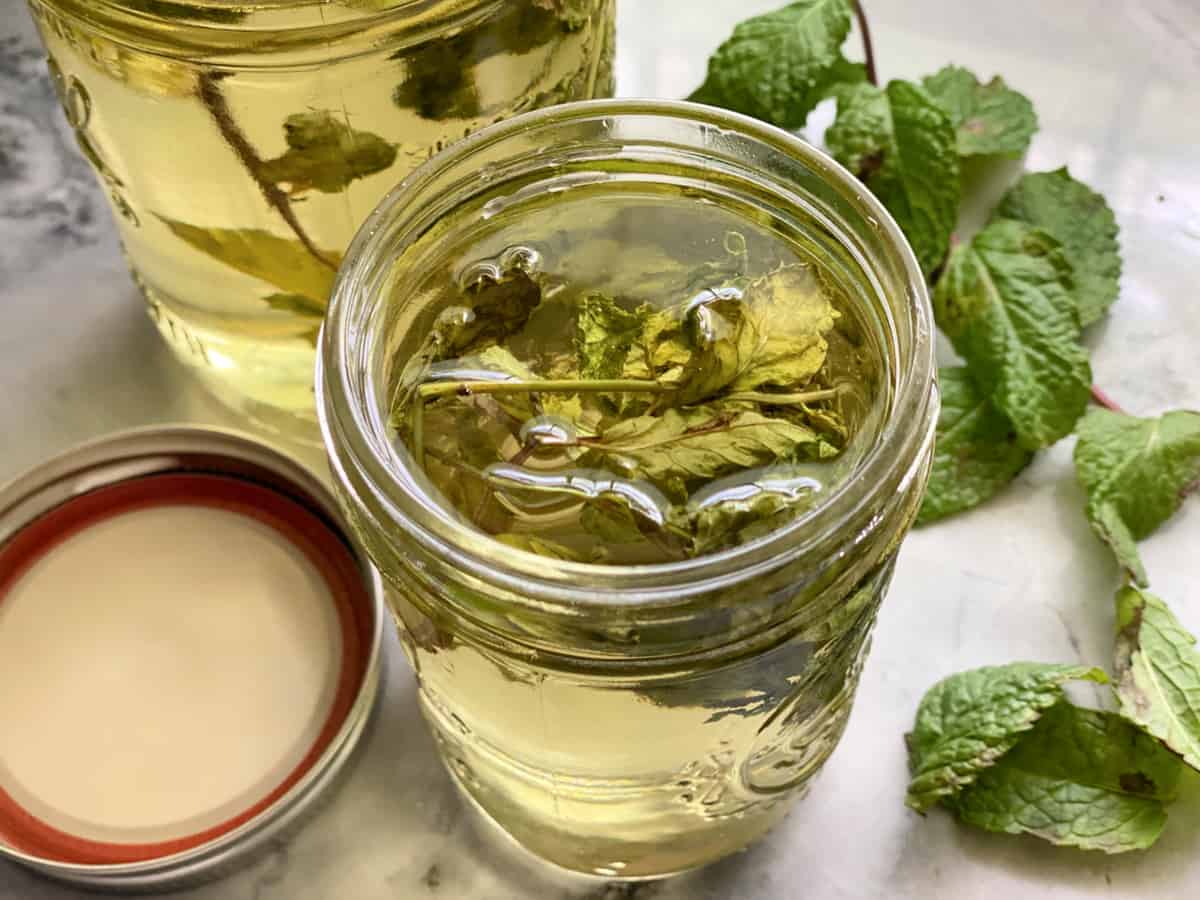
693,1,1200,857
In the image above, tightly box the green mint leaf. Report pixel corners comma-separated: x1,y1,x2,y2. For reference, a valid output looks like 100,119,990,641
688,0,858,129
1074,408,1200,586
920,65,1037,159
585,407,819,499
933,218,1090,449
1115,585,1200,772
259,111,397,195
998,168,1122,326
493,533,584,561
917,367,1034,524
948,703,1182,853
826,80,960,275
905,663,1107,813
576,294,650,380
157,217,339,301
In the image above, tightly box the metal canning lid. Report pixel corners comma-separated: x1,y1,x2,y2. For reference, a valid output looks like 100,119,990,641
0,426,383,892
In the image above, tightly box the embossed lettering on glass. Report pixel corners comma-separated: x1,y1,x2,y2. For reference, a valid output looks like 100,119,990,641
24,0,617,430
318,100,937,878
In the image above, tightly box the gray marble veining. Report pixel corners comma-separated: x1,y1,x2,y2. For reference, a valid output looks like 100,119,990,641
2,1,1200,898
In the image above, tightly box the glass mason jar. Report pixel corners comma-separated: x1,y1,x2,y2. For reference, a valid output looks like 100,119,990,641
318,100,937,877
24,0,616,430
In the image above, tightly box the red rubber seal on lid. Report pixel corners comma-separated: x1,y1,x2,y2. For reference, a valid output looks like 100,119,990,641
0,473,373,864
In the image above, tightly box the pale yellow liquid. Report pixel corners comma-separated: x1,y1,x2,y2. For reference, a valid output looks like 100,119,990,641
389,555,896,878
372,182,893,876
28,0,615,430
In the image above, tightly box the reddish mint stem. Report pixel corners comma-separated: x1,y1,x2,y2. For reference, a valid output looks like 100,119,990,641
854,1,879,87
1089,385,1125,414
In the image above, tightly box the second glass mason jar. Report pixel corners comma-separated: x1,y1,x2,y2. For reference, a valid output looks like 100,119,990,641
25,0,616,429
319,100,937,877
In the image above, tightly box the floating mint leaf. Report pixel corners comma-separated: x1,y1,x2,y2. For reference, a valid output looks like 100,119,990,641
917,367,1034,524
947,703,1181,853
1074,408,1200,586
1115,585,1200,772
920,65,1037,159
998,168,1122,326
688,0,860,129
933,218,1090,449
826,80,960,275
259,111,397,195
905,663,1107,813
157,217,340,300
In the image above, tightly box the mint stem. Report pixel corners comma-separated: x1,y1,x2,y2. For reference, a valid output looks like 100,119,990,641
197,73,337,271
1089,385,1125,414
853,1,878,87
417,378,672,400
725,387,842,405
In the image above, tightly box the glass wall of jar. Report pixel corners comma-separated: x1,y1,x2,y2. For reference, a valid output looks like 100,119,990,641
318,99,938,878
25,0,617,430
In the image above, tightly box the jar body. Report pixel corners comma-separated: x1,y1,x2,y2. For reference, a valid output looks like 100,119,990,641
318,101,937,877
378,518,916,877
25,0,616,429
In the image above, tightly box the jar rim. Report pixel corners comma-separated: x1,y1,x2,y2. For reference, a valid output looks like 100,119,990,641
319,98,937,603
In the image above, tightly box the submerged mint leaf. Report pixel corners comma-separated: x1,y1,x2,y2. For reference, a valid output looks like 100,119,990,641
494,533,584,561
264,292,326,318
576,294,650,380
393,34,482,119
264,293,324,347
584,407,819,498
665,266,837,404
730,264,837,392
439,268,549,359
826,80,960,275
688,0,859,129
259,111,397,195
1074,408,1200,586
580,499,652,545
1115,585,1200,772
689,473,821,554
157,217,340,300
917,367,1034,524
998,168,1122,326
933,218,1090,449
905,663,1107,813
920,65,1037,159
947,703,1181,853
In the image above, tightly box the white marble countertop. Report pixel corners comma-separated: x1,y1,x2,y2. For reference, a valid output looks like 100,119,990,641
3,1,1200,897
